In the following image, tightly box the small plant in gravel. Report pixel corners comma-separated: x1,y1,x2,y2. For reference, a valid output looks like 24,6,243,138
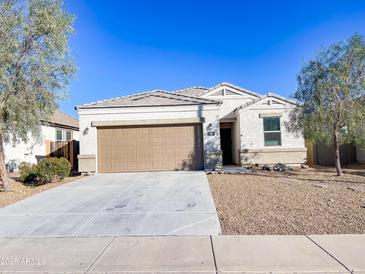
19,158,71,185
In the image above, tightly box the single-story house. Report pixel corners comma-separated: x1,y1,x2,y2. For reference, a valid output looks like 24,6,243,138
5,110,79,167
76,82,306,173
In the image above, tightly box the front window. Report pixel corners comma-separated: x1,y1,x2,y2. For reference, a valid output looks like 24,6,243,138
66,131,72,141
56,129,63,142
263,117,281,146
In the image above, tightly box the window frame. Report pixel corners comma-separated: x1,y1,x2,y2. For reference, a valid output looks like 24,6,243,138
263,117,282,146
56,129,64,142
65,130,72,141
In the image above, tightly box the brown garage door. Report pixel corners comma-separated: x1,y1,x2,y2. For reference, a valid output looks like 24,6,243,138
97,124,203,172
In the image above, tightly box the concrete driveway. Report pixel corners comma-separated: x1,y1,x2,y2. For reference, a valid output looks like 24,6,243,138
0,171,221,237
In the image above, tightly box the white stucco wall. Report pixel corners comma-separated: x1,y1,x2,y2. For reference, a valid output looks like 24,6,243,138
77,104,221,172
357,145,365,163
4,125,79,165
238,99,305,150
203,94,256,119
230,116,241,164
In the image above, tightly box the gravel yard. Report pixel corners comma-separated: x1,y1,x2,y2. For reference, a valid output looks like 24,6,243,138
208,165,365,235
0,175,82,208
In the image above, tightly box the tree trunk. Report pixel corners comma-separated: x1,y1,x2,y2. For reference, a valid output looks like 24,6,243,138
0,133,11,192
333,131,343,176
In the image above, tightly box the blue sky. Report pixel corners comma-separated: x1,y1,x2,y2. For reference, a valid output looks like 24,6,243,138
62,0,365,117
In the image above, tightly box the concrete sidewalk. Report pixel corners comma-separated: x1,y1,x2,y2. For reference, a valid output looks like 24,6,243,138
0,234,364,273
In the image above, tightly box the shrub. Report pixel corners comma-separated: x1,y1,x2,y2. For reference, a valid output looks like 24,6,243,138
36,157,72,183
36,158,57,184
54,157,72,179
19,162,37,183
19,158,71,185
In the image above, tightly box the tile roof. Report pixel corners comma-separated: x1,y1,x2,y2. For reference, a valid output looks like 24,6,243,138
42,110,79,129
76,82,294,111
173,86,209,97
76,90,220,109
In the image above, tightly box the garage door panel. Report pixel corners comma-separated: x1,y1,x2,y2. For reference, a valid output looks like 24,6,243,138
161,160,176,170
138,149,151,159
176,136,189,146
126,139,138,147
151,127,163,135
138,128,150,135
151,148,163,160
112,161,125,172
126,150,138,160
138,138,150,147
125,161,139,171
97,124,203,172
164,148,176,159
151,137,163,146
176,148,190,158
151,160,164,170
163,137,175,146
138,161,150,171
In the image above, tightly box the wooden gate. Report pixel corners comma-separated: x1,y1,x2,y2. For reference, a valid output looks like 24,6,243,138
46,140,79,171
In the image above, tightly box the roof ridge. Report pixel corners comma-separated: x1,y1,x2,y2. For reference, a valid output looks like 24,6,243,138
173,86,208,93
150,91,218,104
76,89,221,109
76,89,163,109
161,90,220,103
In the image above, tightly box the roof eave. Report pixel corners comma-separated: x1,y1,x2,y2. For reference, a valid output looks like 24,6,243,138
76,101,221,110
41,121,79,131
235,93,300,111
266,92,300,106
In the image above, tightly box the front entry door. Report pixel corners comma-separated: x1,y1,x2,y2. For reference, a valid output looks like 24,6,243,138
220,128,232,164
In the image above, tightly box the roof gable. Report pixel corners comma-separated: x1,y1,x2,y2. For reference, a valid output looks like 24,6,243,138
236,93,299,111
202,82,262,98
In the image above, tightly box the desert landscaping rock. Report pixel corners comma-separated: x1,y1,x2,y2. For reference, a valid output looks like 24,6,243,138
208,165,365,235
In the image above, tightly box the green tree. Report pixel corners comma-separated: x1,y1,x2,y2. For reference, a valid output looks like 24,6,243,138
287,34,365,176
0,0,75,191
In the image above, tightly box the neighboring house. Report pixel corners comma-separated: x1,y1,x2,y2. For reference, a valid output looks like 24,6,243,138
4,110,79,166
76,82,306,173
